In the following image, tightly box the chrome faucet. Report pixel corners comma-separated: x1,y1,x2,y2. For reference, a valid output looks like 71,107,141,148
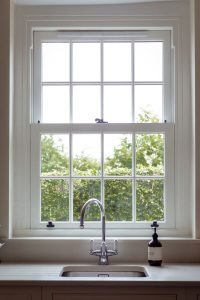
80,198,118,265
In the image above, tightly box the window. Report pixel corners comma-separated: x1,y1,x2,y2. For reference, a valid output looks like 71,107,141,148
30,30,174,229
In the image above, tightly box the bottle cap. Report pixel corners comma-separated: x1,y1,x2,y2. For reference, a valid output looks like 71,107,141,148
151,221,159,228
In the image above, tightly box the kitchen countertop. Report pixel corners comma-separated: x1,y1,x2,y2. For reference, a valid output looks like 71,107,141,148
0,263,200,286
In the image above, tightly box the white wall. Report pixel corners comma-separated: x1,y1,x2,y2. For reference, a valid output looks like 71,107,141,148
0,0,200,263
194,0,200,238
0,0,11,239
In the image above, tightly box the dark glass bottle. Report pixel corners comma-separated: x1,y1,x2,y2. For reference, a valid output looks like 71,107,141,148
148,221,162,266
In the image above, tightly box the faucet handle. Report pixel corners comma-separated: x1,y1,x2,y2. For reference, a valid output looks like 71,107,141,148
114,239,118,253
0,241,5,248
90,239,94,253
90,239,102,253
90,239,118,255
107,239,118,256
90,240,102,256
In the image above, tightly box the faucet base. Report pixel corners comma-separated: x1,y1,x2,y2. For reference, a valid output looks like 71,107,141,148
79,199,118,265
90,239,118,265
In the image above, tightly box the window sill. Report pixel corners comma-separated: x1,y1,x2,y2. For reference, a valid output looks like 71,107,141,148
0,237,199,263
11,227,192,239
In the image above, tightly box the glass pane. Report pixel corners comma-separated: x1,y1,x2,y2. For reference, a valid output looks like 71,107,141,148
136,134,164,176
104,134,132,176
104,85,132,123
41,179,69,222
136,179,164,221
73,86,101,123
73,134,101,176
42,43,69,82
135,85,163,123
42,86,69,123
73,43,100,82
105,179,132,221
41,134,69,176
104,42,131,81
73,179,101,221
134,42,163,82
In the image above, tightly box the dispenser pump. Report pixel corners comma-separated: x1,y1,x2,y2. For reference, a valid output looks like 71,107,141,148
148,221,162,266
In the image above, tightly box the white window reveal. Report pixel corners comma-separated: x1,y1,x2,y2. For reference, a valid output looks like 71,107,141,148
31,30,174,230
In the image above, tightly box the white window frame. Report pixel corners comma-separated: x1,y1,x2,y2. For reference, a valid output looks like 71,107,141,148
30,30,175,230
31,123,175,230
33,30,172,124
13,3,192,237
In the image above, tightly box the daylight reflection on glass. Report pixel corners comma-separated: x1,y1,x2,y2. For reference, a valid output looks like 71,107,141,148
73,85,101,123
42,86,69,123
73,134,101,176
104,85,132,123
134,42,163,82
73,43,100,82
135,85,163,123
104,134,132,176
104,42,132,81
42,43,69,82
135,133,164,176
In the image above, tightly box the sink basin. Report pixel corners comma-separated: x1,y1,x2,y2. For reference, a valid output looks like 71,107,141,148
60,265,148,278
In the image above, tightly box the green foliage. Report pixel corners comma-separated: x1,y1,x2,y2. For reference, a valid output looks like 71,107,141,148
73,179,101,221
105,137,132,175
40,110,164,223
138,108,160,123
136,134,164,176
41,135,69,176
136,179,164,221
41,179,69,221
105,179,132,221
73,155,101,176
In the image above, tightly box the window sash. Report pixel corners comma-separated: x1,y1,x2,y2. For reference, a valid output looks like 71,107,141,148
30,123,175,229
33,30,172,124
31,30,174,230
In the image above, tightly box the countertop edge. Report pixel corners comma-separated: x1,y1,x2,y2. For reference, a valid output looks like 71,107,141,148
0,263,200,287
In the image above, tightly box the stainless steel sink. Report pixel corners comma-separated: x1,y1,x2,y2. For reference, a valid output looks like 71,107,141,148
60,265,148,278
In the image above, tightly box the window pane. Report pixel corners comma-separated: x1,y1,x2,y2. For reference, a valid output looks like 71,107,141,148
104,85,132,123
42,86,69,123
73,85,101,123
104,134,132,176
134,42,163,82
73,179,101,221
41,179,69,222
104,42,131,81
73,134,101,176
136,134,164,176
41,134,69,176
73,43,100,82
42,43,69,82
136,179,164,221
135,85,163,123
105,179,132,221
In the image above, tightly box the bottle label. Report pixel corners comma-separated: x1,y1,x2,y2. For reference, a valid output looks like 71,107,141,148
148,247,162,261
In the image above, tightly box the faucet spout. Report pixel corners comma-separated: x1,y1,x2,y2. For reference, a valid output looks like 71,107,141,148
80,198,105,243
80,198,117,265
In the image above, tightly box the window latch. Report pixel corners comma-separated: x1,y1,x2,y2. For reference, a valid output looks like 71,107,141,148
95,118,108,124
46,221,55,228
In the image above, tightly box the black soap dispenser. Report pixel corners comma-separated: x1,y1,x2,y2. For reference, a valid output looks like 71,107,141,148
148,221,162,266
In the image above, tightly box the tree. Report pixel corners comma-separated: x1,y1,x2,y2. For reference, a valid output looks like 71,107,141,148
41,135,69,176
40,110,164,223
41,135,69,221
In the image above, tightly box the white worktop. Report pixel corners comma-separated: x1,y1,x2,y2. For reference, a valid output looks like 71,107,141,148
0,263,200,286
